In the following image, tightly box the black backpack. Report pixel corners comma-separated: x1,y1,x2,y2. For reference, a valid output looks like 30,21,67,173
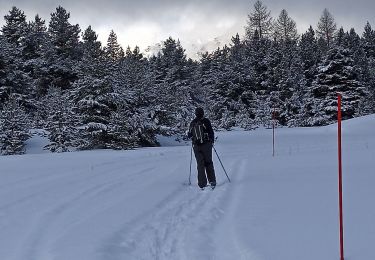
191,119,209,144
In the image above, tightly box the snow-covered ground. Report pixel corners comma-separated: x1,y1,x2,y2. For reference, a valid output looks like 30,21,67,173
1,115,375,260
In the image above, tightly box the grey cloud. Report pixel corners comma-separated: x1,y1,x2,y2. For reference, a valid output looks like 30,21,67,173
1,0,374,57
1,0,374,30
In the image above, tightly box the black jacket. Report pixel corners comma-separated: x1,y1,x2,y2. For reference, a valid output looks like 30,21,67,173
188,117,215,143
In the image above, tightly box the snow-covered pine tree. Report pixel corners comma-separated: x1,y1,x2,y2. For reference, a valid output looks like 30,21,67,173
108,99,159,149
78,25,104,78
116,46,145,92
1,7,28,47
276,42,307,126
243,30,273,128
74,76,116,150
23,14,48,60
43,86,77,152
0,95,30,155
366,58,375,112
101,30,123,91
111,46,159,147
152,37,194,133
229,34,257,129
45,6,80,91
345,28,370,115
299,26,321,96
361,22,375,112
0,31,32,111
335,27,346,47
310,47,367,125
194,52,214,106
0,35,13,105
362,22,375,59
19,15,50,118
256,39,284,127
205,46,237,129
104,30,124,64
107,105,139,150
48,6,80,59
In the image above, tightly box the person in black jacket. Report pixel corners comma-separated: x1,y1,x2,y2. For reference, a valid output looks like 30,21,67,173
188,107,216,189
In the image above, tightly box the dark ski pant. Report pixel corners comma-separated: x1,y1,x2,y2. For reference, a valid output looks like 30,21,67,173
193,142,216,188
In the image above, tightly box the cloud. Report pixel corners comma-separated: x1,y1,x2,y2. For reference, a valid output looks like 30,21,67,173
1,0,374,58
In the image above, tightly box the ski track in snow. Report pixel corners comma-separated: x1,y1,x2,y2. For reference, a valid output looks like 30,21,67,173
0,143,266,260
100,159,241,260
20,166,156,260
96,156,261,260
0,151,190,260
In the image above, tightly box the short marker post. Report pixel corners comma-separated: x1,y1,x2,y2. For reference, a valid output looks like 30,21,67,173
338,93,344,260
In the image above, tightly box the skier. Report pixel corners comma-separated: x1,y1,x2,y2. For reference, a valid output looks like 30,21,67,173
188,107,217,190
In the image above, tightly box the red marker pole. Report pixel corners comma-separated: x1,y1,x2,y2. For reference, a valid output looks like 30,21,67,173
338,93,344,260
272,109,275,157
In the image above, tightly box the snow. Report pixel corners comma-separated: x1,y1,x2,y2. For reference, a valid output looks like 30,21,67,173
1,115,375,260
24,129,50,154
156,134,189,147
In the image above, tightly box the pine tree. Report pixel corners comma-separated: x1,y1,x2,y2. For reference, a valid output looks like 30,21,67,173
0,35,13,104
310,47,367,125
82,26,102,60
276,42,307,126
361,22,375,112
107,104,141,149
74,76,116,149
104,30,124,62
48,6,81,58
362,22,375,59
23,14,48,59
194,51,215,117
300,26,321,87
346,28,367,73
78,26,104,78
20,14,50,109
1,7,33,104
1,7,28,46
204,46,236,129
227,34,257,129
367,58,375,112
335,27,347,47
316,8,337,48
245,0,273,40
43,86,77,152
117,46,146,91
274,9,298,43
242,31,274,127
244,31,271,93
111,45,159,147
257,40,284,127
41,6,81,92
0,95,30,155
151,37,194,133
0,34,32,107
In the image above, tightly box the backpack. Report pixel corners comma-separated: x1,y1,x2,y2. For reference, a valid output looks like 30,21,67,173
191,119,209,144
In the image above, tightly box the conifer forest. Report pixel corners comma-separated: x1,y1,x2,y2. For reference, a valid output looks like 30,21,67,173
1,1,375,155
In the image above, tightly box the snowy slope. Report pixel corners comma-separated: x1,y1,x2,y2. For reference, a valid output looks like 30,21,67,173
1,115,375,260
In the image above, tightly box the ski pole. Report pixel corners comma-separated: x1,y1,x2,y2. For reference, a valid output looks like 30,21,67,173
213,146,231,183
188,143,193,185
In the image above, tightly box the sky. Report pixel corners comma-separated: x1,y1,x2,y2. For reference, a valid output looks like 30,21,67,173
0,0,374,58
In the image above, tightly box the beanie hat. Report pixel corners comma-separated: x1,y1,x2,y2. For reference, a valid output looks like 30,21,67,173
195,107,204,118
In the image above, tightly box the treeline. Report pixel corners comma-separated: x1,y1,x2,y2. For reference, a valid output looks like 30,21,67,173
0,1,374,155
